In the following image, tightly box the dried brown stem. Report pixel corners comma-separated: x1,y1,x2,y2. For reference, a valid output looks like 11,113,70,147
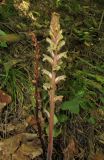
30,32,46,158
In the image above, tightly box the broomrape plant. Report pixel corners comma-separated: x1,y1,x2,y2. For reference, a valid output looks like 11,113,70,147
43,12,67,160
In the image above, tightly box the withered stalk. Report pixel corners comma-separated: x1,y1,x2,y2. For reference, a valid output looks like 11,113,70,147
30,32,46,157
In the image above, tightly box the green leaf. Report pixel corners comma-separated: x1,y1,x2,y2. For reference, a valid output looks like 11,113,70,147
46,126,61,137
87,116,96,124
100,106,104,111
86,79,103,92
0,29,7,48
0,42,7,47
53,127,61,137
95,75,104,84
0,30,6,36
43,109,58,125
61,97,80,114
61,90,85,114
100,97,104,104
3,59,22,74
58,114,68,122
54,114,58,125
80,101,88,110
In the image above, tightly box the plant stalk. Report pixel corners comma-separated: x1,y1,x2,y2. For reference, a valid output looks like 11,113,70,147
30,32,46,158
47,69,56,160
43,12,66,160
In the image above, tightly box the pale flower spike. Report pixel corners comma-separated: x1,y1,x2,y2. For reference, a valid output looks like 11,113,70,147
42,69,52,79
43,12,67,160
43,54,53,65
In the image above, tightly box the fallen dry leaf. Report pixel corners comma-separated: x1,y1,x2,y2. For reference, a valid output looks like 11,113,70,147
0,0,5,5
63,137,78,160
0,133,42,160
97,133,104,145
0,90,12,112
12,150,28,160
19,143,42,159
0,122,28,135
26,114,44,129
91,152,104,160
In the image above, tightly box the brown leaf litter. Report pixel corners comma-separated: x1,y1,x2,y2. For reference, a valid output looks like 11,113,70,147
0,133,42,160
